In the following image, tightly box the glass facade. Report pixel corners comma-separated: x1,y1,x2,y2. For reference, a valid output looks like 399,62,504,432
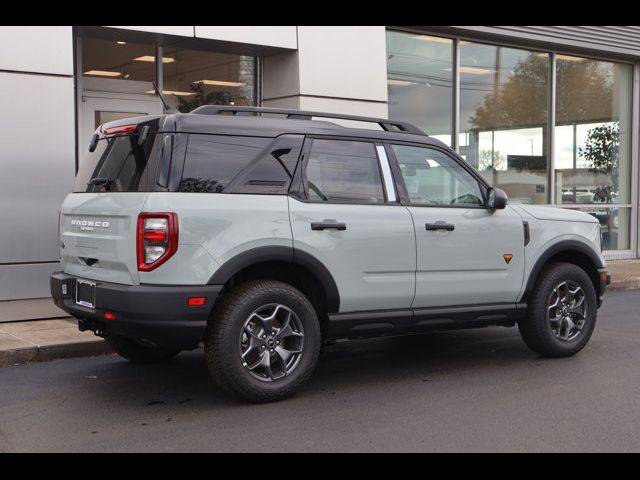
162,47,256,112
387,29,635,254
459,44,549,204
387,32,454,146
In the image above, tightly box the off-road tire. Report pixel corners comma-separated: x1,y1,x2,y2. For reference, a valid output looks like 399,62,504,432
518,262,597,357
204,280,321,403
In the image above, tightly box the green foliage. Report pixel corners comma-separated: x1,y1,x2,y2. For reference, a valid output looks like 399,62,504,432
579,122,619,203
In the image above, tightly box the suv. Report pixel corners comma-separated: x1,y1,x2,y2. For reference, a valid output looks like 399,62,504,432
51,106,610,402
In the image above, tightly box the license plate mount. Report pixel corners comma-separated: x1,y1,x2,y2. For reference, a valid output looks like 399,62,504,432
75,279,96,309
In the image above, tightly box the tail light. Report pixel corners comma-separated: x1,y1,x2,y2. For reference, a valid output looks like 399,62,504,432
104,124,137,136
137,213,178,271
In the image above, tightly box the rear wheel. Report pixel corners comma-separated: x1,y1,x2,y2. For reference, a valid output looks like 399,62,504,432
519,262,597,357
107,335,181,364
204,280,321,403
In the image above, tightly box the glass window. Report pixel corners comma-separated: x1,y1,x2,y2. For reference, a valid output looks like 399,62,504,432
578,207,630,251
82,37,156,95
554,57,632,207
162,46,256,112
305,140,385,203
386,31,454,146
459,43,549,204
393,145,484,206
177,135,271,193
75,121,161,193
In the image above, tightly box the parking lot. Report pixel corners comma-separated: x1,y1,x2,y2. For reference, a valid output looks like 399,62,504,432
1,289,639,452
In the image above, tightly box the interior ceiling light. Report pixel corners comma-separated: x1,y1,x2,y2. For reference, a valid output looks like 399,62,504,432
145,89,195,96
193,80,245,87
116,41,127,45
446,66,495,75
412,35,452,44
387,79,415,86
84,70,122,77
135,55,175,63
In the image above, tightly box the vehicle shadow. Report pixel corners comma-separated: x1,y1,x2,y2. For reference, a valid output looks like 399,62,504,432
73,325,537,409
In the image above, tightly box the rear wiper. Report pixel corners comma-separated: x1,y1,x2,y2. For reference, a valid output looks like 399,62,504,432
88,177,112,188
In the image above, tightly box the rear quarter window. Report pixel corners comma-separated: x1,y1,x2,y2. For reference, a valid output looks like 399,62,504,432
176,134,302,194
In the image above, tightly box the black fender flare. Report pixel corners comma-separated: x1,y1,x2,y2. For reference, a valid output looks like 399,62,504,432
207,246,340,313
522,240,604,301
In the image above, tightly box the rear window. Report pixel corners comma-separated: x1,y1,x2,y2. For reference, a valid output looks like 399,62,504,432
175,134,302,194
74,121,160,193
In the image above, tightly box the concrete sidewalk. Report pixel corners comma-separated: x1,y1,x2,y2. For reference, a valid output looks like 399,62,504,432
0,318,112,368
0,259,638,368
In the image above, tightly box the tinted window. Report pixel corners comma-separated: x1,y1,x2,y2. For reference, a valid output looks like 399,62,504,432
226,135,304,194
74,129,160,193
177,135,271,193
305,139,385,203
392,145,484,206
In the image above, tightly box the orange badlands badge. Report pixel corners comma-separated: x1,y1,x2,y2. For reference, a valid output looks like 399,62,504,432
503,253,513,264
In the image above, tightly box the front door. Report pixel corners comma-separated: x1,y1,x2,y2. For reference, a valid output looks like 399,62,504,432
289,138,416,320
388,143,525,309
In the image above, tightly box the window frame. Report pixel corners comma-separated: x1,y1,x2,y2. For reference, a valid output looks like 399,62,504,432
384,140,490,209
291,135,400,206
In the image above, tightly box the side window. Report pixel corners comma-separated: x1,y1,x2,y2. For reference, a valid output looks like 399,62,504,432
392,144,484,207
177,135,271,193
305,139,385,203
225,135,304,194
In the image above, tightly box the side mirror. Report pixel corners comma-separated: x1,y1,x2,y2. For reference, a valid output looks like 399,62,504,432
487,187,508,210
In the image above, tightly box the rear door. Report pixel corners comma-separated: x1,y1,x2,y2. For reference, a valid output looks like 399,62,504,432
387,143,525,309
289,137,416,321
60,118,163,285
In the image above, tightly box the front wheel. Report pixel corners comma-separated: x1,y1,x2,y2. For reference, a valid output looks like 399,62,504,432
204,280,321,403
518,262,597,357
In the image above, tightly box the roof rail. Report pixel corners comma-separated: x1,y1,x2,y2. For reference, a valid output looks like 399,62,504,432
189,105,426,136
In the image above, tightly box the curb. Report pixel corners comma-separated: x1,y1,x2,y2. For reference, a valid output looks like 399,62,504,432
608,279,640,291
0,340,113,368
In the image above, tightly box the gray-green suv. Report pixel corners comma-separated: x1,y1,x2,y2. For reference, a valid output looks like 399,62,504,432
51,106,610,402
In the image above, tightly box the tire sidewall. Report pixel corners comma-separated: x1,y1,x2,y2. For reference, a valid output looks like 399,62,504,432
532,264,597,352
216,282,321,397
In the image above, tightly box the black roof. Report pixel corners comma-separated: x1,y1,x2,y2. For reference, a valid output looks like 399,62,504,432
100,106,446,148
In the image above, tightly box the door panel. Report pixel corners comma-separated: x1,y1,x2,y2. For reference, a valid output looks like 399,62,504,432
289,199,416,312
409,205,525,307
388,142,525,309
289,137,416,314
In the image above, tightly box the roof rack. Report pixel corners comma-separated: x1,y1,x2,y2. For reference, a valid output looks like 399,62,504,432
189,105,426,136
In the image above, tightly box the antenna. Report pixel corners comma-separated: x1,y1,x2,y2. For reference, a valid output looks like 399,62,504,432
151,82,175,113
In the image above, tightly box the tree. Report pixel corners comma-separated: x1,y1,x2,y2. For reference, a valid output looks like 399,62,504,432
579,122,619,204
479,149,505,171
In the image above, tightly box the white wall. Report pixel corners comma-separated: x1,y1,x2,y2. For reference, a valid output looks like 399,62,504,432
297,26,387,102
0,26,73,75
195,26,297,49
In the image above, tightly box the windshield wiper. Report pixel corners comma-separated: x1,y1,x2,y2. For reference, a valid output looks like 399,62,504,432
88,177,112,189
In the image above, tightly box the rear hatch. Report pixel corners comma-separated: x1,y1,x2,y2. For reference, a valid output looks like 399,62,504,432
60,116,163,285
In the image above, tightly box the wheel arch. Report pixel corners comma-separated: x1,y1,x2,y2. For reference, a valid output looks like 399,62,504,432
207,246,340,315
522,240,604,303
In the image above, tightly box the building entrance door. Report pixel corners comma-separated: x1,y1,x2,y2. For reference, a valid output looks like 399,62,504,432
80,91,163,155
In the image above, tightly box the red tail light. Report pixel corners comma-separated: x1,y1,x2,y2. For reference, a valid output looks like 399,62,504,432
104,124,136,136
137,213,178,272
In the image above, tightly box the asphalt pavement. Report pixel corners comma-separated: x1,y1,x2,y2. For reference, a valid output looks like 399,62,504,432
1,289,639,452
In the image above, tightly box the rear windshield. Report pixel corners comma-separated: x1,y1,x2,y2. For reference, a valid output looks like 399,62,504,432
74,121,160,193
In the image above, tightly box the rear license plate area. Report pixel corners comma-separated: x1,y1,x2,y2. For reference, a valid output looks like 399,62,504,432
75,279,96,308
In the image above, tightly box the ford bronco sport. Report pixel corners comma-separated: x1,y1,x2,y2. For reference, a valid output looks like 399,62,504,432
51,106,610,402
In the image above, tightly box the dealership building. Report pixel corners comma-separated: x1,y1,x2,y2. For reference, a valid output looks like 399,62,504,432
1,25,639,320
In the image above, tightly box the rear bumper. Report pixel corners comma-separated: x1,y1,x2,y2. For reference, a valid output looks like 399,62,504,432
50,272,223,349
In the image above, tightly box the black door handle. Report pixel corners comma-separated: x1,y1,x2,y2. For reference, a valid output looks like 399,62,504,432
425,221,455,231
311,221,347,231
